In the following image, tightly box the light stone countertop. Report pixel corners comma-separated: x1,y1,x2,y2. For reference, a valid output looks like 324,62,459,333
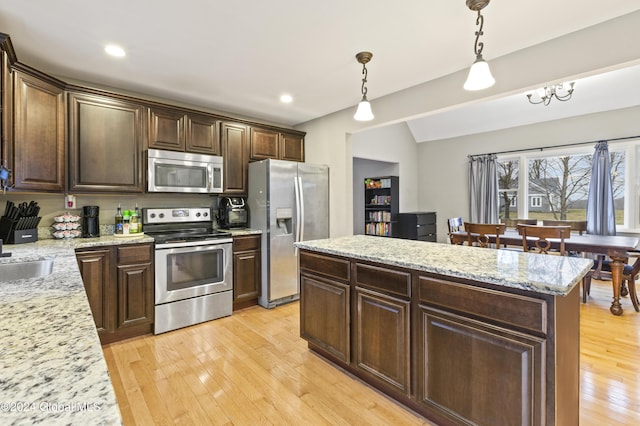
226,228,262,236
0,235,154,426
295,235,594,296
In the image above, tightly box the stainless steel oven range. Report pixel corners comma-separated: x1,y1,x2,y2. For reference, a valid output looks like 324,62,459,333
143,207,232,334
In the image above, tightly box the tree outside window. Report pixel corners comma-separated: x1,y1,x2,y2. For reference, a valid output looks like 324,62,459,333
498,159,518,219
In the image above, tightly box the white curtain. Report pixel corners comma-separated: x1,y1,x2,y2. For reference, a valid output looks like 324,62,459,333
469,154,499,224
586,141,616,235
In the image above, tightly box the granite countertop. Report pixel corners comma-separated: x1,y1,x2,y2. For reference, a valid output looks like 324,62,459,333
295,235,594,296
0,235,153,425
226,228,262,236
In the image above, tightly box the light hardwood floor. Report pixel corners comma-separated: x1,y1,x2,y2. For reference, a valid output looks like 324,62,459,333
104,279,640,425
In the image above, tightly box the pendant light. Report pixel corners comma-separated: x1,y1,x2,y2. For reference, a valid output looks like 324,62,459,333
463,0,495,91
354,51,374,121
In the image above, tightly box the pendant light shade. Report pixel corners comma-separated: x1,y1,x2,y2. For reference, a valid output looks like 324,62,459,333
354,97,374,121
464,0,495,91
463,54,495,91
354,51,374,121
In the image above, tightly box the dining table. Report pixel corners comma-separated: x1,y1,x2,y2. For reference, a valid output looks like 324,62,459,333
450,229,640,315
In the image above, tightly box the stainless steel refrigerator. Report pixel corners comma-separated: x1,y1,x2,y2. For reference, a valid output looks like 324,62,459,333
248,159,329,308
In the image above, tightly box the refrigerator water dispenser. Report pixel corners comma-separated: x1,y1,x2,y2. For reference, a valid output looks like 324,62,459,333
275,208,293,234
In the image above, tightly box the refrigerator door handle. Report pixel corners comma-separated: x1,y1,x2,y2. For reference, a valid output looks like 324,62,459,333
294,176,302,245
298,176,305,242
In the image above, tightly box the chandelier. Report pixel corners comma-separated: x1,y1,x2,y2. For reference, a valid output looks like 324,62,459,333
527,82,575,106
463,0,495,91
354,51,374,121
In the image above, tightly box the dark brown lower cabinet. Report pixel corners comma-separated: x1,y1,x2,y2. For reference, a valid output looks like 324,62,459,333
353,286,410,396
76,243,154,344
298,248,579,426
232,234,261,310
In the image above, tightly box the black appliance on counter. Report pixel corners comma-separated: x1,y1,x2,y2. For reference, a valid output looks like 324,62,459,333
82,205,100,238
218,197,248,229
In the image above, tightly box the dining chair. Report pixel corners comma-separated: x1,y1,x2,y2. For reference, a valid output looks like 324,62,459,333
500,218,537,230
582,255,640,310
517,224,571,255
447,217,464,245
463,222,506,248
541,220,588,235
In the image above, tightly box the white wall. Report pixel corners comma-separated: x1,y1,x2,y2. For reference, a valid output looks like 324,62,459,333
418,105,640,242
295,11,640,238
352,122,419,213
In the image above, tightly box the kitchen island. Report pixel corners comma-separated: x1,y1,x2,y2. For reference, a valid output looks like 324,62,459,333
0,235,152,426
295,235,593,426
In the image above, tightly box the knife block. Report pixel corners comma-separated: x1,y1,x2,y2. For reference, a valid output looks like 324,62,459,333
0,216,39,244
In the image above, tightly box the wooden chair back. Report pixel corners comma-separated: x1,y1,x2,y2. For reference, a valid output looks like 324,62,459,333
447,217,464,245
541,220,587,235
501,218,537,229
518,224,571,255
464,222,506,248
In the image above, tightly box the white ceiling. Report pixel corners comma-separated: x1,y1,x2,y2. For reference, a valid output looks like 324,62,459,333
1,1,640,140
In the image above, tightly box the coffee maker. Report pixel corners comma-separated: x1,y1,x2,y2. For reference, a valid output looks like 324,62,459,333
82,205,100,238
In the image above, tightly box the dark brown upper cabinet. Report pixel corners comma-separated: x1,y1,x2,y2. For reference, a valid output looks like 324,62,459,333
148,106,220,155
221,121,248,194
249,127,305,162
68,91,145,193
12,68,66,192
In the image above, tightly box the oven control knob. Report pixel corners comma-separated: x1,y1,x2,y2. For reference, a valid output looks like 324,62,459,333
196,212,201,217
203,212,208,217
150,213,156,219
159,213,165,218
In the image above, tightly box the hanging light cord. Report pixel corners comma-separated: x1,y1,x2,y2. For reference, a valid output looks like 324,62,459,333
473,10,485,57
360,63,368,98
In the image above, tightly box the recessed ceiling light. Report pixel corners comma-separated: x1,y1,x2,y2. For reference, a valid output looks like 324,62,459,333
105,44,126,57
280,94,293,103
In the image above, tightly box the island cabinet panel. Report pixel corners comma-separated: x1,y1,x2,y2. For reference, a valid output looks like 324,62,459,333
299,251,351,365
417,306,545,426
68,92,145,192
355,263,411,298
300,274,350,365
12,70,65,191
353,286,411,396
418,275,547,335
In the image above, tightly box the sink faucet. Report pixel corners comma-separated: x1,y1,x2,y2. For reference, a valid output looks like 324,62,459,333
0,239,11,257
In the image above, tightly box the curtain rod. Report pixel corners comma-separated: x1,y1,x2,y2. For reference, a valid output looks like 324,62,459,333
467,135,640,159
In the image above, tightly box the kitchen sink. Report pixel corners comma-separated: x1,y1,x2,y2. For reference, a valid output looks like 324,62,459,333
0,259,54,281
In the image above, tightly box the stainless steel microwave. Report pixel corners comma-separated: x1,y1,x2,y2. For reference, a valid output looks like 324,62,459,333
147,149,223,193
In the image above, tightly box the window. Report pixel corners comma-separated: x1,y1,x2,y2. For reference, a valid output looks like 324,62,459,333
531,196,542,208
497,142,635,230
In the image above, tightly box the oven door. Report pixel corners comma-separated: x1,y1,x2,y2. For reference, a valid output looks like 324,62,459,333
155,240,233,304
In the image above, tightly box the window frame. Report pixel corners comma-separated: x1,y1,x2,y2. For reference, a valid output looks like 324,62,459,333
497,140,639,233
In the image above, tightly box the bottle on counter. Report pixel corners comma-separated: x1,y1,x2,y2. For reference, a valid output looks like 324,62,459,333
130,208,139,234
115,205,123,235
135,204,142,233
122,210,130,235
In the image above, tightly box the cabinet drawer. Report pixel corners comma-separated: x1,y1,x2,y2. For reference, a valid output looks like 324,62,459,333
233,234,261,252
299,251,350,283
117,244,152,265
418,275,547,335
355,263,411,298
